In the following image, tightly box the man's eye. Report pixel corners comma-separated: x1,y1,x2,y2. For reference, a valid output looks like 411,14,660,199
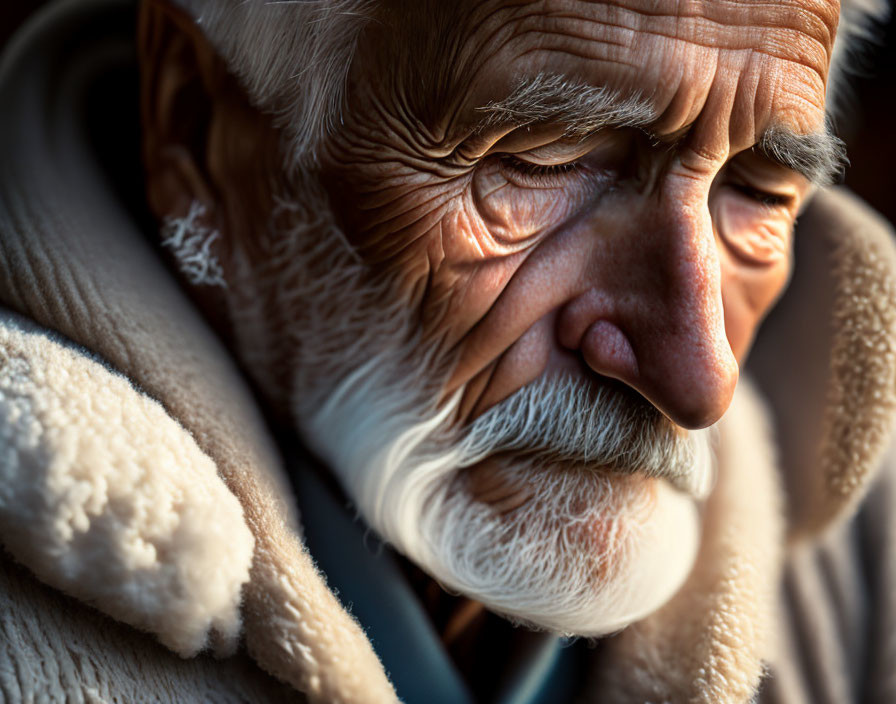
499,154,586,188
715,189,795,266
729,183,791,209
470,155,598,248
502,155,581,176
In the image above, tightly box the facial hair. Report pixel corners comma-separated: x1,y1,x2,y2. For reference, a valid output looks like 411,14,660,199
304,359,712,635
234,189,713,635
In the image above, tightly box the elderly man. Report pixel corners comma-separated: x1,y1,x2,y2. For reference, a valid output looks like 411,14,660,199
1,0,895,702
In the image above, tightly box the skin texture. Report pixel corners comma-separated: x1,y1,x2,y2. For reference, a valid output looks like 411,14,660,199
141,0,836,432
324,0,834,430
138,0,838,656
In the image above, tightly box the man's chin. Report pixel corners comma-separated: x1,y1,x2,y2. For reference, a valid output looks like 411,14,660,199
299,346,709,637
416,462,703,638
557,475,702,635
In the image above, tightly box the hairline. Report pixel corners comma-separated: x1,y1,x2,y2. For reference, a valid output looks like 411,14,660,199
171,0,885,170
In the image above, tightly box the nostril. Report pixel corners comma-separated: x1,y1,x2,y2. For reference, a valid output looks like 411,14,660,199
581,320,639,383
556,288,614,350
665,397,729,430
556,288,737,429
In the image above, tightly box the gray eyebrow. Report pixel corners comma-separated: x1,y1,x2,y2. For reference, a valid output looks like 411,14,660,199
477,73,847,186
475,73,656,136
756,125,847,187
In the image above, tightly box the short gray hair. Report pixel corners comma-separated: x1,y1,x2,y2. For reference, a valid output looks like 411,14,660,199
174,0,372,168
176,0,889,167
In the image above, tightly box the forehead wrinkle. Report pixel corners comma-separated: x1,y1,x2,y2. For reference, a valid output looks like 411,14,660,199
508,0,835,78
376,1,834,162
611,0,835,40
553,0,837,47
423,0,834,139
514,22,829,91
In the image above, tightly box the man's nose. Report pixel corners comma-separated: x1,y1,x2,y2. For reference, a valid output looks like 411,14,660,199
556,192,738,429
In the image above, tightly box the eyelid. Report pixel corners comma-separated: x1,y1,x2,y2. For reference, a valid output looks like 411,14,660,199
726,152,806,196
716,194,793,265
497,154,591,190
728,184,793,209
476,123,569,161
719,163,804,218
511,131,613,166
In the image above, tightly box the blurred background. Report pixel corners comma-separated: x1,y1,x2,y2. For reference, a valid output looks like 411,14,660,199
2,1,895,225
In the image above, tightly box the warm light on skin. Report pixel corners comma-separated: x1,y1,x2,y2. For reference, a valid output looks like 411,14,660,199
139,0,844,638
324,0,836,434
299,0,839,626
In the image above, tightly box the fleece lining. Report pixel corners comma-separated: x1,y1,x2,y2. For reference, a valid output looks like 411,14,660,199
0,547,299,703
0,310,255,657
0,3,396,701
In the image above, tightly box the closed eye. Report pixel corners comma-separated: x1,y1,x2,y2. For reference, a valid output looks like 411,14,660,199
496,154,590,189
728,183,792,209
501,154,582,177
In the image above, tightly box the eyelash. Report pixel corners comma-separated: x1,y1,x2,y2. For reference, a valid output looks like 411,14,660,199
730,184,791,208
501,155,582,179
501,155,792,211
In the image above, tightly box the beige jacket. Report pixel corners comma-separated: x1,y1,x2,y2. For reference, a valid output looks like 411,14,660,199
1,2,895,703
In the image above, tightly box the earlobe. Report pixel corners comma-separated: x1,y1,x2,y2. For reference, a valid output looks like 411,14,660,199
145,144,218,233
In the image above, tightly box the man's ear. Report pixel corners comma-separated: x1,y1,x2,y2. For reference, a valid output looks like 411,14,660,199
138,0,223,227
137,0,284,254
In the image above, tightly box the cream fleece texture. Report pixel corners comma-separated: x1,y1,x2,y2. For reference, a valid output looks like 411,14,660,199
0,552,300,704
0,311,254,657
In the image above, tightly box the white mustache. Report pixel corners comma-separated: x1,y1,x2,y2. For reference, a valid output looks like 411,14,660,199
457,374,717,498
266,187,712,640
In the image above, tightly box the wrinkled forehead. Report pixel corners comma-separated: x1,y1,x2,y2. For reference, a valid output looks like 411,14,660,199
369,0,840,148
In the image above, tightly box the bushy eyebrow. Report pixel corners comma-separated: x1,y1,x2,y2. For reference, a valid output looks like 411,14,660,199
475,73,846,186
757,125,847,187
475,73,656,136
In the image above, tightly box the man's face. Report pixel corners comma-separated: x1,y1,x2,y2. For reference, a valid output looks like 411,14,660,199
186,0,839,635
324,0,835,426
286,0,840,634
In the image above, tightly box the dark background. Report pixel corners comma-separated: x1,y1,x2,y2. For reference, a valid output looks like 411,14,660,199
2,1,895,225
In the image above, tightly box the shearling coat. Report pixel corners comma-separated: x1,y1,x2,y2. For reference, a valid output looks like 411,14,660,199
1,2,896,703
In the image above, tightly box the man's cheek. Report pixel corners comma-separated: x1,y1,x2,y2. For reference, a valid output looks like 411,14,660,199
720,250,793,361
424,183,591,347
417,203,533,344
336,167,578,345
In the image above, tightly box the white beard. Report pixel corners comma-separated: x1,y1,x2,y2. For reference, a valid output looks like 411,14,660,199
300,357,713,636
234,191,715,636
